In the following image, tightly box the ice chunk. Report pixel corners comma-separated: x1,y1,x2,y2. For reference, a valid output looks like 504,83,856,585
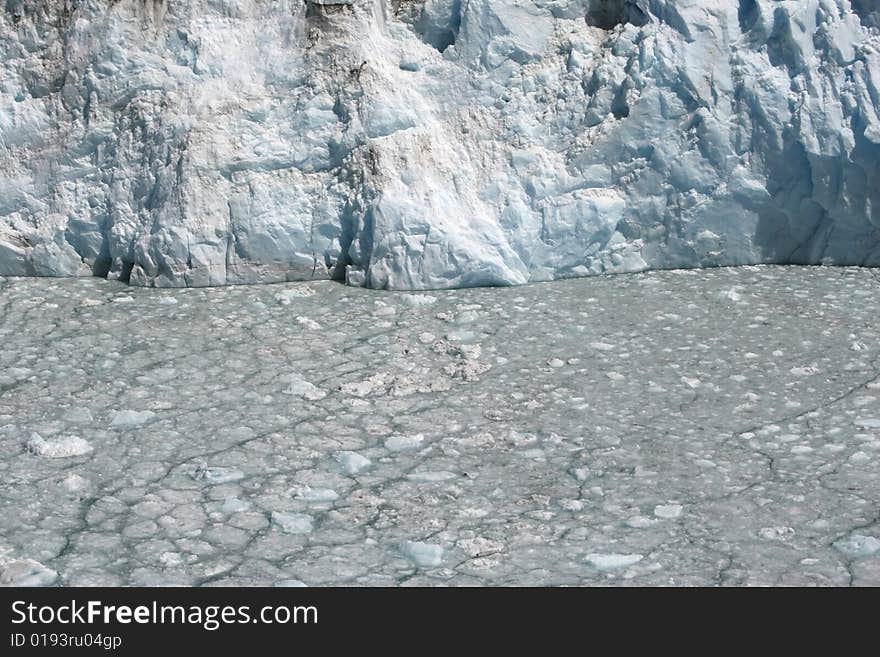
833,534,880,558
400,541,444,567
654,504,683,519
334,451,372,475
282,374,327,400
406,471,458,482
0,559,58,586
384,434,425,452
584,553,644,570
275,579,308,587
110,410,156,427
26,433,93,458
271,512,315,534
290,486,339,503
193,465,245,485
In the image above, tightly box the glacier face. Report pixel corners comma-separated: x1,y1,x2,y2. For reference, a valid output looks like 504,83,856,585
1,0,879,289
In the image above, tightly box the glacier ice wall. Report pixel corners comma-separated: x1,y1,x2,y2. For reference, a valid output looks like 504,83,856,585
1,0,879,289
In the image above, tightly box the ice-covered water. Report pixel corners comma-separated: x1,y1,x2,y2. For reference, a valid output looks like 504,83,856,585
1,266,878,586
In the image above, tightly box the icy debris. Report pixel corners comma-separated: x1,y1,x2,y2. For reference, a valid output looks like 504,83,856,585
296,317,322,330
0,558,58,587
400,295,438,307
626,516,660,529
849,451,871,464
334,451,372,475
272,512,314,534
274,287,316,305
373,305,397,317
400,541,444,568
456,537,504,557
275,579,308,587
65,408,94,423
282,373,327,400
385,434,424,452
721,288,742,303
759,527,795,541
220,498,251,513
160,552,184,567
406,471,457,482
193,465,245,485
653,504,683,520
26,433,93,458
855,418,880,429
833,534,880,558
590,342,615,352
289,486,339,503
584,553,644,570
110,410,156,427
61,474,90,493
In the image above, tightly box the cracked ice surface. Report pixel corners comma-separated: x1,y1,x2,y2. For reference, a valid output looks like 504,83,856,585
1,266,879,586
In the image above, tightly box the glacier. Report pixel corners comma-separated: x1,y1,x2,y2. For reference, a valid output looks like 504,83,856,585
1,0,879,289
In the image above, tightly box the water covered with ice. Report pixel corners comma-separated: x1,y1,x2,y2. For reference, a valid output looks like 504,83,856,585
1,266,878,586
2,1,880,289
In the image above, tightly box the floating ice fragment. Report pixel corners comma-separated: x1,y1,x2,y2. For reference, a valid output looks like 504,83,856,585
275,579,308,587
833,534,880,558
400,541,443,567
584,553,643,570
282,373,327,400
110,409,156,427
790,366,820,376
334,451,372,475
290,486,339,503
373,305,396,317
400,295,437,307
274,287,315,305
61,473,90,493
406,471,457,482
721,288,742,303
194,465,245,484
0,559,58,586
220,498,250,513
626,516,660,528
272,512,314,534
385,434,424,451
589,342,615,351
653,504,683,519
759,526,795,541
296,316,322,330
26,433,93,458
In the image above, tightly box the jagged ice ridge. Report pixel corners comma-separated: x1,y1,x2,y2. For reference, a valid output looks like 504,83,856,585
1,0,879,289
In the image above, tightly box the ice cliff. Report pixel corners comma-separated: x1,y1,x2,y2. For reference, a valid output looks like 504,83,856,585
1,0,879,289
